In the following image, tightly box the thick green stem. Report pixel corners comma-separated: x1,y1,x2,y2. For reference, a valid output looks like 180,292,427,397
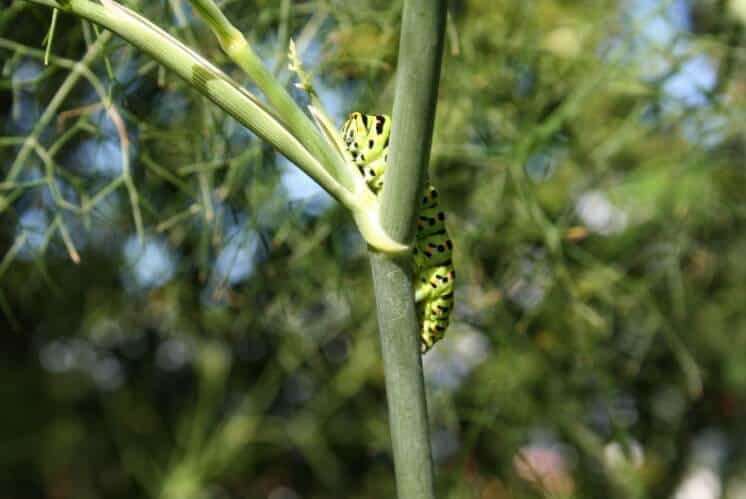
369,252,435,499
380,1,447,242
369,1,447,498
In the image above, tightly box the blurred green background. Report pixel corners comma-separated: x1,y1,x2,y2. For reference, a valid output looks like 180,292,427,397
1,0,745,497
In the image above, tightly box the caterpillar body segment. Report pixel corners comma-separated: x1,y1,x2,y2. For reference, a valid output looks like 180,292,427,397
342,112,454,353
343,112,390,192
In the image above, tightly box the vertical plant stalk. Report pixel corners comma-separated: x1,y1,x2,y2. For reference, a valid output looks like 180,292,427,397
369,1,447,499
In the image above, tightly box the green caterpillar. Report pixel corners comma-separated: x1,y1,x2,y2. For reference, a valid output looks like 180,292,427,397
342,112,455,353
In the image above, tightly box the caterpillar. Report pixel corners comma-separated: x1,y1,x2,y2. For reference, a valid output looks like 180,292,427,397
342,112,455,353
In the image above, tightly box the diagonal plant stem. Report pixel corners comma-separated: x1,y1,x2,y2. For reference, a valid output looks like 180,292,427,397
186,0,354,191
368,1,447,498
